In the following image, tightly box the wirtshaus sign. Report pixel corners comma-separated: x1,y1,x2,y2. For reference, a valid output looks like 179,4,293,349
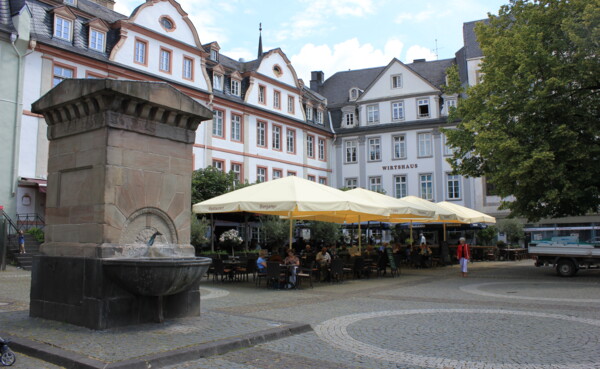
382,164,418,171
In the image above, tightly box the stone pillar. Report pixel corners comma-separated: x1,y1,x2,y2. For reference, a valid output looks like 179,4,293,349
29,80,213,329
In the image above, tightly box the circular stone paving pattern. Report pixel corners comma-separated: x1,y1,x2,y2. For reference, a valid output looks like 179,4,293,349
460,282,600,303
199,287,229,300
314,309,600,369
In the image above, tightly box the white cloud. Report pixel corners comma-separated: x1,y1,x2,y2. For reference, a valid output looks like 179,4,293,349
394,9,435,24
404,45,437,63
290,37,403,82
222,48,254,62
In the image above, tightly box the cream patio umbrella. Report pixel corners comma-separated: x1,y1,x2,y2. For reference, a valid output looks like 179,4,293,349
396,196,467,242
192,176,390,248
435,201,496,224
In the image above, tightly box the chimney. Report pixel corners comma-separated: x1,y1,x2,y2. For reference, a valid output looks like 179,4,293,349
310,71,324,91
413,59,426,63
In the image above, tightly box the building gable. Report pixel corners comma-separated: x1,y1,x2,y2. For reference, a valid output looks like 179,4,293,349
255,48,300,89
358,58,439,103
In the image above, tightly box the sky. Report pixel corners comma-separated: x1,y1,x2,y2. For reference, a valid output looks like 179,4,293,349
114,0,508,82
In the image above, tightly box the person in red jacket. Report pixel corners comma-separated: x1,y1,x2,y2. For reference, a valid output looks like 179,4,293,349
456,237,470,277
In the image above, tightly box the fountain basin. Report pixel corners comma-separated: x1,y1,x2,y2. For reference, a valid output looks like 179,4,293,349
103,257,211,297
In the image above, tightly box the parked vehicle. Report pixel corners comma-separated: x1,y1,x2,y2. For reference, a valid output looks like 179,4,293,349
0,337,15,366
528,236,600,277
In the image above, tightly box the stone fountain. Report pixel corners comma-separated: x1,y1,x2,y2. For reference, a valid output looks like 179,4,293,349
29,79,213,329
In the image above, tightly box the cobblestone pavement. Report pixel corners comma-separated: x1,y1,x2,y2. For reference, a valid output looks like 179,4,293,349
1,260,599,369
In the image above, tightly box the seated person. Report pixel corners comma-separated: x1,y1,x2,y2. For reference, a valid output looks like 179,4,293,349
256,250,268,273
419,243,432,267
284,249,300,287
301,244,313,257
315,247,331,281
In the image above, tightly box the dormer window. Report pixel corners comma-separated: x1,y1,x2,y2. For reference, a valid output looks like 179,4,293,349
64,0,76,5
344,113,354,127
231,79,240,96
305,105,313,121
210,49,219,61
316,110,323,124
349,88,359,101
89,29,105,52
54,16,73,41
391,74,402,89
213,73,223,90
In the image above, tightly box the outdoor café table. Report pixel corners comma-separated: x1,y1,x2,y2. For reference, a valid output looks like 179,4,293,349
506,248,527,261
223,259,243,281
280,264,299,289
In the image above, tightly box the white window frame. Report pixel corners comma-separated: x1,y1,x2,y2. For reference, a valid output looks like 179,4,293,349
446,173,461,200
272,125,281,150
391,74,402,89
306,106,313,121
394,175,407,198
231,79,240,96
89,28,105,52
286,129,295,153
368,137,381,162
231,163,242,183
391,101,404,121
212,110,224,137
443,133,455,156
417,132,432,157
256,167,267,183
345,140,357,163
344,113,355,127
231,114,242,141
318,138,325,160
306,135,314,158
392,135,406,160
134,39,147,65
287,96,295,113
53,65,74,87
316,110,323,124
159,48,171,73
369,176,382,193
210,49,219,61
213,73,223,91
419,173,434,200
212,159,224,172
258,85,266,104
257,121,266,147
183,57,193,80
273,169,282,179
273,90,281,109
54,16,72,41
367,104,379,124
345,178,358,189
417,98,430,118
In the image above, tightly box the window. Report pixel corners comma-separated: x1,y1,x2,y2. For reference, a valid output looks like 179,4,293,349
212,109,224,138
367,104,379,123
318,138,326,160
307,175,316,182
272,125,282,150
445,98,457,114
183,57,193,80
231,162,242,183
273,65,282,77
345,178,357,189
286,128,295,153
443,133,455,156
391,101,404,121
369,177,382,193
134,39,147,65
350,88,358,100
393,135,406,159
417,98,430,118
273,90,281,109
345,140,357,163
210,49,219,61
287,96,295,113
318,177,327,185
306,135,314,158
159,16,174,31
231,114,242,142
417,132,432,157
64,0,75,4
394,175,407,198
306,106,313,121
89,29,105,52
257,167,267,183
316,110,323,124
257,121,267,147
231,80,240,96
212,159,224,172
287,171,296,176
213,73,223,90
258,85,266,104
368,137,381,161
391,74,402,89
53,65,74,87
344,113,354,127
159,48,172,73
54,16,72,40
420,174,433,200
273,169,282,179
447,174,461,200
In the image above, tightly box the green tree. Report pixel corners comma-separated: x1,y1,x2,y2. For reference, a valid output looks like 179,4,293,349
444,0,600,221
497,219,524,245
260,216,291,249
476,225,497,246
190,214,210,250
191,166,251,204
310,221,341,246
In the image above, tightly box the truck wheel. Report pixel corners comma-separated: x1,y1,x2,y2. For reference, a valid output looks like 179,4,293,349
556,259,576,277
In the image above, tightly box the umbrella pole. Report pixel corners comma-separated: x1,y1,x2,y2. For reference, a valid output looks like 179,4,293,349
358,216,362,253
210,214,215,252
443,223,447,242
288,212,293,250
244,213,249,252
410,220,413,245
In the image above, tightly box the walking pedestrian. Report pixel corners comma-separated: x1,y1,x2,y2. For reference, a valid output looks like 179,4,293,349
456,237,470,277
18,230,26,254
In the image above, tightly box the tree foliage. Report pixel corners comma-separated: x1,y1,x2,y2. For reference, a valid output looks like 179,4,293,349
496,219,525,245
445,0,600,221
191,166,251,205
260,216,291,249
310,221,341,246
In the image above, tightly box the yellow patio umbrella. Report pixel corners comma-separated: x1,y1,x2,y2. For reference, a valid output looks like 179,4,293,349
193,176,390,248
435,201,496,224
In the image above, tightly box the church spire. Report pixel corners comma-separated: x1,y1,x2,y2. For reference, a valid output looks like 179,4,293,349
258,23,263,58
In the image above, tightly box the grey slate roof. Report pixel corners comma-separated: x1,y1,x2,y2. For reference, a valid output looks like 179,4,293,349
406,58,455,89
463,19,487,59
1,0,16,33
318,66,385,107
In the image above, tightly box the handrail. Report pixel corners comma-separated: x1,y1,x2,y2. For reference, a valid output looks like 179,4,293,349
1,209,20,236
16,213,45,231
